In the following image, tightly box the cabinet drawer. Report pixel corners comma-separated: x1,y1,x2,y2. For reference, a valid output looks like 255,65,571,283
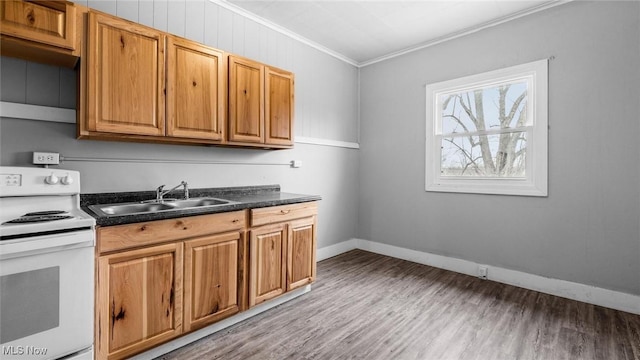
98,211,246,254
0,0,76,50
250,202,318,227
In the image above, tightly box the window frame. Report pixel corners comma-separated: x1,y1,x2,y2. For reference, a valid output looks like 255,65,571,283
425,59,548,196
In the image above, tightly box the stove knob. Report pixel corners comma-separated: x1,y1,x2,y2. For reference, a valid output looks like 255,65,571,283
45,173,59,185
61,174,74,185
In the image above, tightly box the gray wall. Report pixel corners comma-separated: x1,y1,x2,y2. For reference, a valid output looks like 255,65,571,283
0,0,360,249
358,1,640,295
2,0,638,296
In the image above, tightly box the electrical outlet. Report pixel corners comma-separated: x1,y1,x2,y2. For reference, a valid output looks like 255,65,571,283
33,152,60,165
291,160,303,168
478,265,488,280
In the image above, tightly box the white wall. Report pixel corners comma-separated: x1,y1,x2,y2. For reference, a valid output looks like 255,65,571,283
358,1,640,296
0,0,361,249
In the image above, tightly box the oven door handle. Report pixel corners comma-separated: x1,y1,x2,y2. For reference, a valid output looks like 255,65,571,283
0,230,94,260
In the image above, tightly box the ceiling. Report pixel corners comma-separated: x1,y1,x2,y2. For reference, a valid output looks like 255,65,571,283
223,0,565,65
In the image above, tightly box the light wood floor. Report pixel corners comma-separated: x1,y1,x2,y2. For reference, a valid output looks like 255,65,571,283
159,250,640,360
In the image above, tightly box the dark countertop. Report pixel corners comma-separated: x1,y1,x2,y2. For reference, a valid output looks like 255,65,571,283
81,185,321,227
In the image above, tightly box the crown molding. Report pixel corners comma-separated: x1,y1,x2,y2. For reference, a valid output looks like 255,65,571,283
359,0,572,67
209,0,359,66
212,0,572,68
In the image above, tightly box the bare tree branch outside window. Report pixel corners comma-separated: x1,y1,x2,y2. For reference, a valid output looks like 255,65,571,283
439,81,528,178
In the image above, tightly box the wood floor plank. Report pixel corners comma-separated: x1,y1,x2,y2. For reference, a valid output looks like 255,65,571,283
157,250,640,360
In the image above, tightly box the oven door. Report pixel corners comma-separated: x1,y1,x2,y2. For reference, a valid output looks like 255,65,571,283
0,230,94,360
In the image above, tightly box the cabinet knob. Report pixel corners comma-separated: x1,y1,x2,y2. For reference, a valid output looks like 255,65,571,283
26,10,36,25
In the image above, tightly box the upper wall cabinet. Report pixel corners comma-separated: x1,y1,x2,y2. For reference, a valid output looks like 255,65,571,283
265,67,295,146
0,0,79,67
80,11,227,143
0,6,296,149
229,55,294,148
86,12,166,136
228,56,264,144
166,37,225,141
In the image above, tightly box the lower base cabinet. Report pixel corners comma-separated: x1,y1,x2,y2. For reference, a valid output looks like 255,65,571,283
96,242,183,360
94,203,316,360
183,232,245,332
287,217,317,291
249,223,287,305
249,202,318,307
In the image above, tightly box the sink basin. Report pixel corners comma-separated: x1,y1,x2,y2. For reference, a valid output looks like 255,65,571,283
88,197,237,217
171,198,229,209
95,202,177,216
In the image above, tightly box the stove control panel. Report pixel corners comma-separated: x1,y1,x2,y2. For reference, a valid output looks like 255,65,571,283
0,167,81,196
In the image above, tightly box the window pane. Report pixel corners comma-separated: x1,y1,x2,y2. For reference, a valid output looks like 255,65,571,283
441,131,527,177
440,80,528,134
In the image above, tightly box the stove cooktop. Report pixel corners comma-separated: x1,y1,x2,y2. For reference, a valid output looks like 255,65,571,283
3,211,74,224
0,205,96,239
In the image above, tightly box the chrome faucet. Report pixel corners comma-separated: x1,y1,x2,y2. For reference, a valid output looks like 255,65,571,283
156,181,189,202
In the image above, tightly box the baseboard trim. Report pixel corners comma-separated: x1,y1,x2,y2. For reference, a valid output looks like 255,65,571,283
319,239,640,315
317,239,358,261
130,285,311,360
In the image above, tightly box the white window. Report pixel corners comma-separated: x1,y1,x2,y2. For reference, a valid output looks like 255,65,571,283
425,59,548,196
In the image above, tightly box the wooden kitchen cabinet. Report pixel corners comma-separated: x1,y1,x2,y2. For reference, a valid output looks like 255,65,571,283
0,0,80,67
85,11,166,136
228,55,294,147
249,202,317,306
265,66,295,146
93,201,316,356
183,231,244,332
249,222,287,306
95,211,247,359
287,216,317,290
166,36,226,141
0,3,297,148
96,242,183,360
228,55,264,144
80,11,229,143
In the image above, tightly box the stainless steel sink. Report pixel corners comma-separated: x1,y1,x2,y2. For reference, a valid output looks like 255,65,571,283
88,197,237,217
93,202,176,215
171,198,229,208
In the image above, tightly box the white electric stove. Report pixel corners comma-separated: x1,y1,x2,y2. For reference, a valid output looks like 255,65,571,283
0,166,95,360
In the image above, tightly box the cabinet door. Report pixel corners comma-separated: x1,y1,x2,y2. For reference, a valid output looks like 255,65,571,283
87,12,165,136
96,243,183,360
228,55,264,143
0,0,76,50
287,217,317,291
249,223,286,306
265,66,294,146
183,232,243,332
166,36,225,141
